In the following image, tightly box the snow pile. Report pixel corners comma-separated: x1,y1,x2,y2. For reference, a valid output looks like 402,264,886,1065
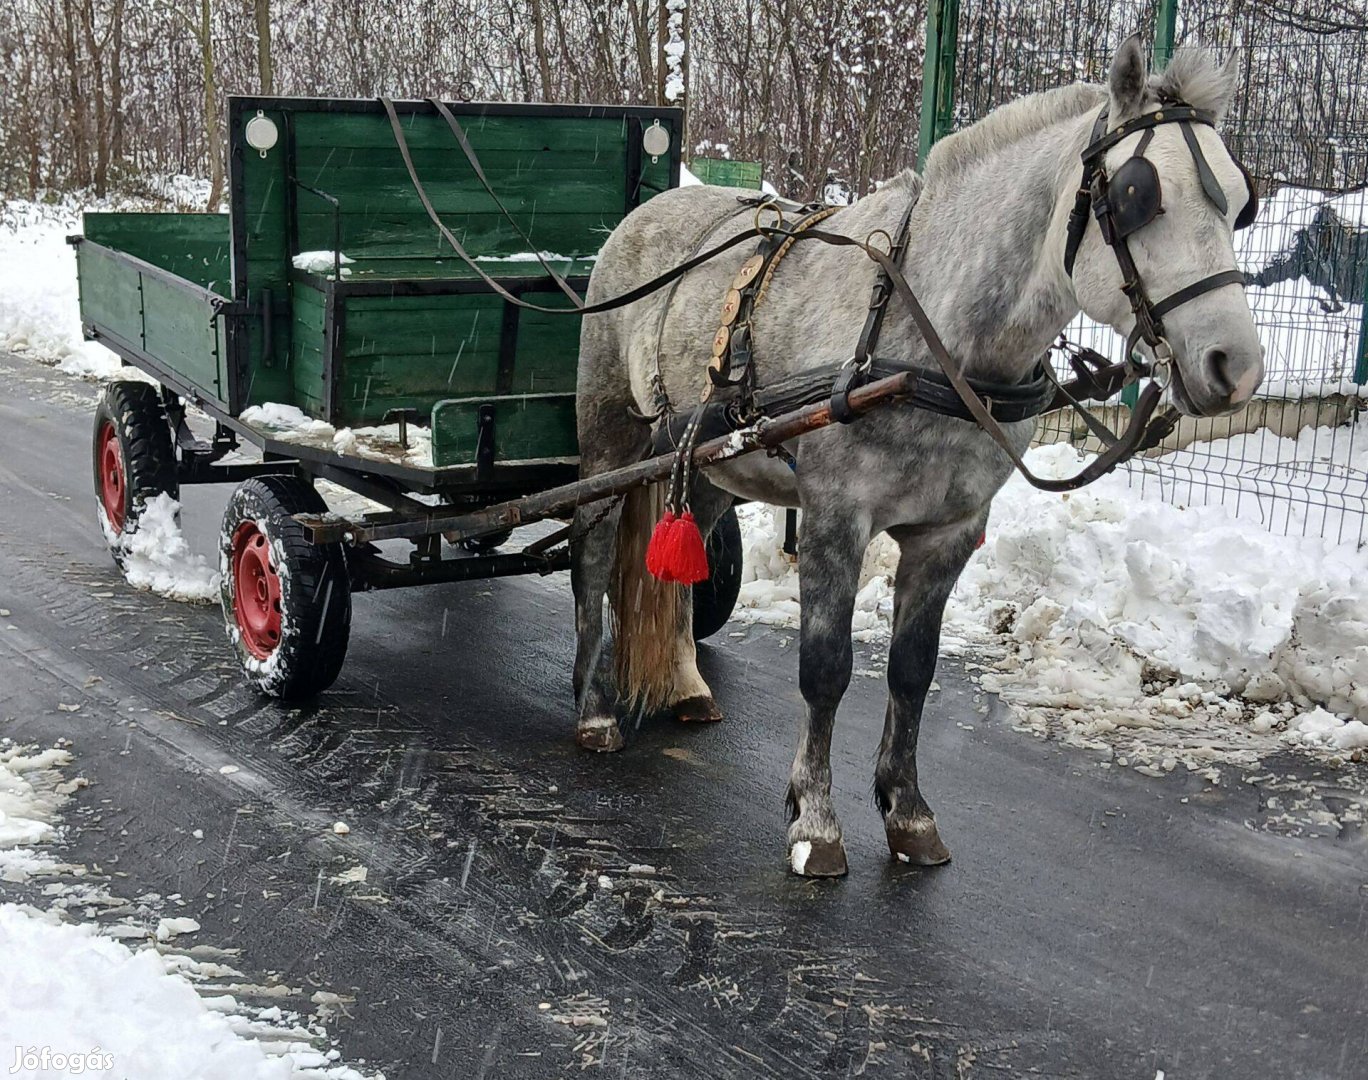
945,444,1368,760
292,250,354,278
104,492,221,603
0,742,74,884
240,402,335,438
475,251,585,263
241,402,433,469
733,437,1368,767
0,907,374,1079
0,200,120,379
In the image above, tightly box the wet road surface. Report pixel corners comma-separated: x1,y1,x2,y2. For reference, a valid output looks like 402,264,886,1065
2,353,1366,1079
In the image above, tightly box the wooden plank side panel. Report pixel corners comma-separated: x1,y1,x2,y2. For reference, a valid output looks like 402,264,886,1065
431,393,579,467
76,245,144,347
293,112,645,153
140,274,223,400
290,209,619,260
82,212,232,289
336,288,582,427
290,283,327,417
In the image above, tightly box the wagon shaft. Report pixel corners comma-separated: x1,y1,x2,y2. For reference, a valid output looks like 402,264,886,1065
295,369,921,546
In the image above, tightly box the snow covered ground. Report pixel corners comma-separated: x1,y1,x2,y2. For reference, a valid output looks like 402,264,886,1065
0,738,381,1079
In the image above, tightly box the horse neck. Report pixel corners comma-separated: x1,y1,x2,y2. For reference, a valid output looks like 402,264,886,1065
883,112,1092,383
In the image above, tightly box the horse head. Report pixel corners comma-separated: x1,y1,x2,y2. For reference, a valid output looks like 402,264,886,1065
1066,38,1264,418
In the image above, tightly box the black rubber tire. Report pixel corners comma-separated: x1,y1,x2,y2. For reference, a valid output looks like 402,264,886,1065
457,528,513,553
692,506,744,642
219,476,352,700
91,380,179,567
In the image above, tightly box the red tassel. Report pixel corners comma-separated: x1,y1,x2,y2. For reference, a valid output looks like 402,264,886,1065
975,531,987,550
645,510,677,579
645,510,710,585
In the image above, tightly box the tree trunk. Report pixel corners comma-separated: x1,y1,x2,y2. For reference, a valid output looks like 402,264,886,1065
529,0,553,99
199,0,224,208
109,0,125,170
254,0,274,94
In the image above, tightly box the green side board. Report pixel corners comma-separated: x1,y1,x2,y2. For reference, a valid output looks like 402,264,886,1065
431,392,578,467
690,157,763,189
82,213,231,290
75,241,228,401
331,286,582,429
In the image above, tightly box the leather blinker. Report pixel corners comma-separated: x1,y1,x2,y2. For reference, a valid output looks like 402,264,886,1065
1107,157,1163,240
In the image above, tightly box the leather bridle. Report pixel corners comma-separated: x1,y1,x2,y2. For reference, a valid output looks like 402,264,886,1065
1062,102,1258,378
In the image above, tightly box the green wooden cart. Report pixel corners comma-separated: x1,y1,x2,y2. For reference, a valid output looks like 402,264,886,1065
72,95,744,699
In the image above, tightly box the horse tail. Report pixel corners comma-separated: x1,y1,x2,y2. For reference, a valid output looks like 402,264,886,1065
610,482,679,713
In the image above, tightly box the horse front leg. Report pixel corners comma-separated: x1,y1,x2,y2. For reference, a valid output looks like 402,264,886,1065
786,506,870,878
876,520,985,865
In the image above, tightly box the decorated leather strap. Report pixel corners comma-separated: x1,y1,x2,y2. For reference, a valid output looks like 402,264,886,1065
705,203,837,402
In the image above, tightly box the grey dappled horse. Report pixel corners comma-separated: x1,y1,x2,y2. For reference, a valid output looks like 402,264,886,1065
571,41,1263,877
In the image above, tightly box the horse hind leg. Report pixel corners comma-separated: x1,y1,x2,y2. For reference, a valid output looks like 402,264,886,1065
572,493,628,752
666,479,733,725
571,367,649,751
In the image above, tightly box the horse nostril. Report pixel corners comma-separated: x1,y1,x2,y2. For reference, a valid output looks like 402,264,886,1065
1204,347,1236,394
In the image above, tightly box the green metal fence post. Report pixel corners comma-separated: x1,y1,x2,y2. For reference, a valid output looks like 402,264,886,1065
1153,0,1179,68
918,0,961,167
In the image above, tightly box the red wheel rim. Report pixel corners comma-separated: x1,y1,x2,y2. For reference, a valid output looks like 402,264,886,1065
231,522,283,660
97,421,127,534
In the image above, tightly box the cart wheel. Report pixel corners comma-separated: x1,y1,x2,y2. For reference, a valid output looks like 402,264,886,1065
692,507,743,642
91,381,179,564
220,476,352,700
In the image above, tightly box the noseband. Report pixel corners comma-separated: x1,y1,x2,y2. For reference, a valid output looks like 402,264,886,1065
1062,102,1257,370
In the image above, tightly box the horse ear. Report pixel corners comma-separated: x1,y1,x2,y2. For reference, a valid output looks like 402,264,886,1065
1152,49,1239,122
1108,36,1148,120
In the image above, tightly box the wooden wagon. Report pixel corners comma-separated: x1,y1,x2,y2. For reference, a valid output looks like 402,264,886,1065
71,95,746,698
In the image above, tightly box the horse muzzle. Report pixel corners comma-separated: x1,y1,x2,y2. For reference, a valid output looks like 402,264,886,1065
1171,340,1264,417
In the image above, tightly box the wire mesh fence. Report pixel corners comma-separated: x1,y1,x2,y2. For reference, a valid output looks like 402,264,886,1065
950,0,1368,546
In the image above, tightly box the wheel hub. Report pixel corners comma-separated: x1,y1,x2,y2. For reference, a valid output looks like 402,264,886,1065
97,422,126,533
231,522,282,660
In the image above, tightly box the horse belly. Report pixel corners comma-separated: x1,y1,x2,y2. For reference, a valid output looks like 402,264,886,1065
704,454,800,508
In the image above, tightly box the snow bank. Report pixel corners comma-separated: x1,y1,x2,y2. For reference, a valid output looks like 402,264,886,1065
0,201,120,379
734,436,1368,766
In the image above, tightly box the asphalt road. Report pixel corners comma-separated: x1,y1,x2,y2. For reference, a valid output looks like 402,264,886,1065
1,352,1366,1080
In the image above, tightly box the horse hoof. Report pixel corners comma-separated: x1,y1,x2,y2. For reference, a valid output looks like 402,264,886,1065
789,839,848,878
886,819,951,866
577,718,625,753
672,695,723,724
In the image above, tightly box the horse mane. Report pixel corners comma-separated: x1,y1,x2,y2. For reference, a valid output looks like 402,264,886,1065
922,48,1234,188
923,83,1104,187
